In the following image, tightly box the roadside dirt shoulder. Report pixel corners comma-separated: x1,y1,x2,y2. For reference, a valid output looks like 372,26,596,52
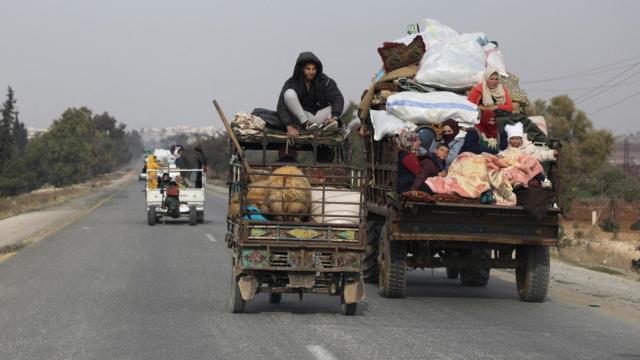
0,169,137,253
496,259,640,323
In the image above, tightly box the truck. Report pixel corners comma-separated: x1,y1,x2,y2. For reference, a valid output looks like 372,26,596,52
216,102,367,315
361,131,561,302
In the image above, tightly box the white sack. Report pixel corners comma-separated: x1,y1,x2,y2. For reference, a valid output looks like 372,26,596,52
395,18,458,45
528,116,548,136
386,91,479,126
311,187,361,224
153,149,173,164
370,110,417,141
415,39,486,89
483,43,508,77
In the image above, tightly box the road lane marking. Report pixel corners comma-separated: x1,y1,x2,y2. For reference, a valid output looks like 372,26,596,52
0,252,17,262
306,345,338,360
205,233,217,242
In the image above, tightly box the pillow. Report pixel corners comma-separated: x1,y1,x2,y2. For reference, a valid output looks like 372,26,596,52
378,35,426,73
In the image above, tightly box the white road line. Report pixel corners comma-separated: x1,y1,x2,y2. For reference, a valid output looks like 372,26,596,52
306,345,338,360
205,233,217,242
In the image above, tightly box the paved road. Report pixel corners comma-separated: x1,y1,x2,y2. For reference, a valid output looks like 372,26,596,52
1,181,638,360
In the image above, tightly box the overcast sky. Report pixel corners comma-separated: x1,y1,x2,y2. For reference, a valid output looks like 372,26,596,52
1,0,639,135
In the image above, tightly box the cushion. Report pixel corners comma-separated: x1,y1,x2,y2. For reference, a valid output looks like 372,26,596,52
378,35,426,73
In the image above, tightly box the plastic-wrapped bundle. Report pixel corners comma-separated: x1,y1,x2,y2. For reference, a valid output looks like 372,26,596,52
415,37,486,90
484,43,508,77
386,91,479,126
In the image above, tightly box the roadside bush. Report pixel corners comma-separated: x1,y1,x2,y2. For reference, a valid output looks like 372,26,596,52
600,218,620,233
631,220,640,231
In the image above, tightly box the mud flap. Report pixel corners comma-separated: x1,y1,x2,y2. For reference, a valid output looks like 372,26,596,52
287,273,316,288
343,277,366,304
238,275,259,301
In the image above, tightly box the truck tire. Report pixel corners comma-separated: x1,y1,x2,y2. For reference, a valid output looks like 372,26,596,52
341,294,357,316
229,272,246,313
516,245,550,302
378,224,407,298
197,211,204,223
363,220,382,283
269,293,282,304
446,267,459,279
459,249,490,287
147,206,156,226
189,205,197,226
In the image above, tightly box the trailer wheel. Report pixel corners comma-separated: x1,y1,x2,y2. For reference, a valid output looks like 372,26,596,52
269,293,282,304
189,206,197,226
197,211,204,223
229,271,246,313
459,249,490,287
378,224,407,298
363,220,382,283
340,294,357,316
446,267,459,279
516,245,550,302
147,206,156,226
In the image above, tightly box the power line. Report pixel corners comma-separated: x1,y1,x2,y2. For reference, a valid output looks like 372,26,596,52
575,66,640,104
521,54,640,84
526,79,640,92
587,89,640,116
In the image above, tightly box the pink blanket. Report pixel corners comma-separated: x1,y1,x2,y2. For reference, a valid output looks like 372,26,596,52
426,151,543,206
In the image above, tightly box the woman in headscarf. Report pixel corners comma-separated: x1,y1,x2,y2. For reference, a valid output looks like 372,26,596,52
459,110,508,155
430,119,464,168
467,69,513,113
395,130,422,193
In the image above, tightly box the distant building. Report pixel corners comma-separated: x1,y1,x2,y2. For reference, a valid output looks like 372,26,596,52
139,126,225,147
610,132,640,177
27,127,49,139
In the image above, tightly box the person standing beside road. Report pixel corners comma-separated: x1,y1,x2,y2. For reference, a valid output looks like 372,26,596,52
276,52,344,139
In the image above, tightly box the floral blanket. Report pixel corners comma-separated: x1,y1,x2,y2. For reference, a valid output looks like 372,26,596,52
426,151,543,206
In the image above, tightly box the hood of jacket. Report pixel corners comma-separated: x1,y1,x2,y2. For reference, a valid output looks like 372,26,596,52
291,52,324,79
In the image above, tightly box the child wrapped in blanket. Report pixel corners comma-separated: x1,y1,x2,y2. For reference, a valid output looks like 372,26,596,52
498,122,554,190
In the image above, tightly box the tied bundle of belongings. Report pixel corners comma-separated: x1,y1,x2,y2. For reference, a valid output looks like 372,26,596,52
359,17,531,144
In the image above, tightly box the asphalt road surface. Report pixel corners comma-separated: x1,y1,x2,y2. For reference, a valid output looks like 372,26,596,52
1,181,638,360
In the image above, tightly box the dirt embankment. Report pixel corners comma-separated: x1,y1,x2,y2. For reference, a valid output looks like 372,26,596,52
557,200,640,278
0,169,136,221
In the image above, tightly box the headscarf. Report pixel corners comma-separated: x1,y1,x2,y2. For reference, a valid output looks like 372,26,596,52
481,69,506,106
441,119,460,145
476,110,498,139
395,130,420,154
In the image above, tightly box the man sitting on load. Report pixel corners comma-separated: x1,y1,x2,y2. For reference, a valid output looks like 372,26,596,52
276,52,344,139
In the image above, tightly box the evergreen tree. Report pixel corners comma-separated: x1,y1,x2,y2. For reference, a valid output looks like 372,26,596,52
12,111,28,152
0,87,16,170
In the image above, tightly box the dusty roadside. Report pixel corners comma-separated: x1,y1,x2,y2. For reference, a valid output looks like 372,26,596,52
0,169,137,255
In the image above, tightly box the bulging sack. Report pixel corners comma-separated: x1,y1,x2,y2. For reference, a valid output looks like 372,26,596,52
370,110,417,141
415,39,486,89
484,43,508,77
386,91,479,126
394,18,458,46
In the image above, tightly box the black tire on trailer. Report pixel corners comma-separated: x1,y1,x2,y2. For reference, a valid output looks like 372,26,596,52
197,211,204,223
147,206,156,226
363,219,382,283
378,224,407,298
459,249,490,287
446,267,459,279
229,271,246,313
189,205,197,226
269,293,282,304
340,294,357,316
516,245,550,302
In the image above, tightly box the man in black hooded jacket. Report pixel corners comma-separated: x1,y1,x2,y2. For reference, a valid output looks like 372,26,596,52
277,52,344,138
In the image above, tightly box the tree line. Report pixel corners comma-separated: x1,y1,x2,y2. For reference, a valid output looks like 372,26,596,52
0,87,143,196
